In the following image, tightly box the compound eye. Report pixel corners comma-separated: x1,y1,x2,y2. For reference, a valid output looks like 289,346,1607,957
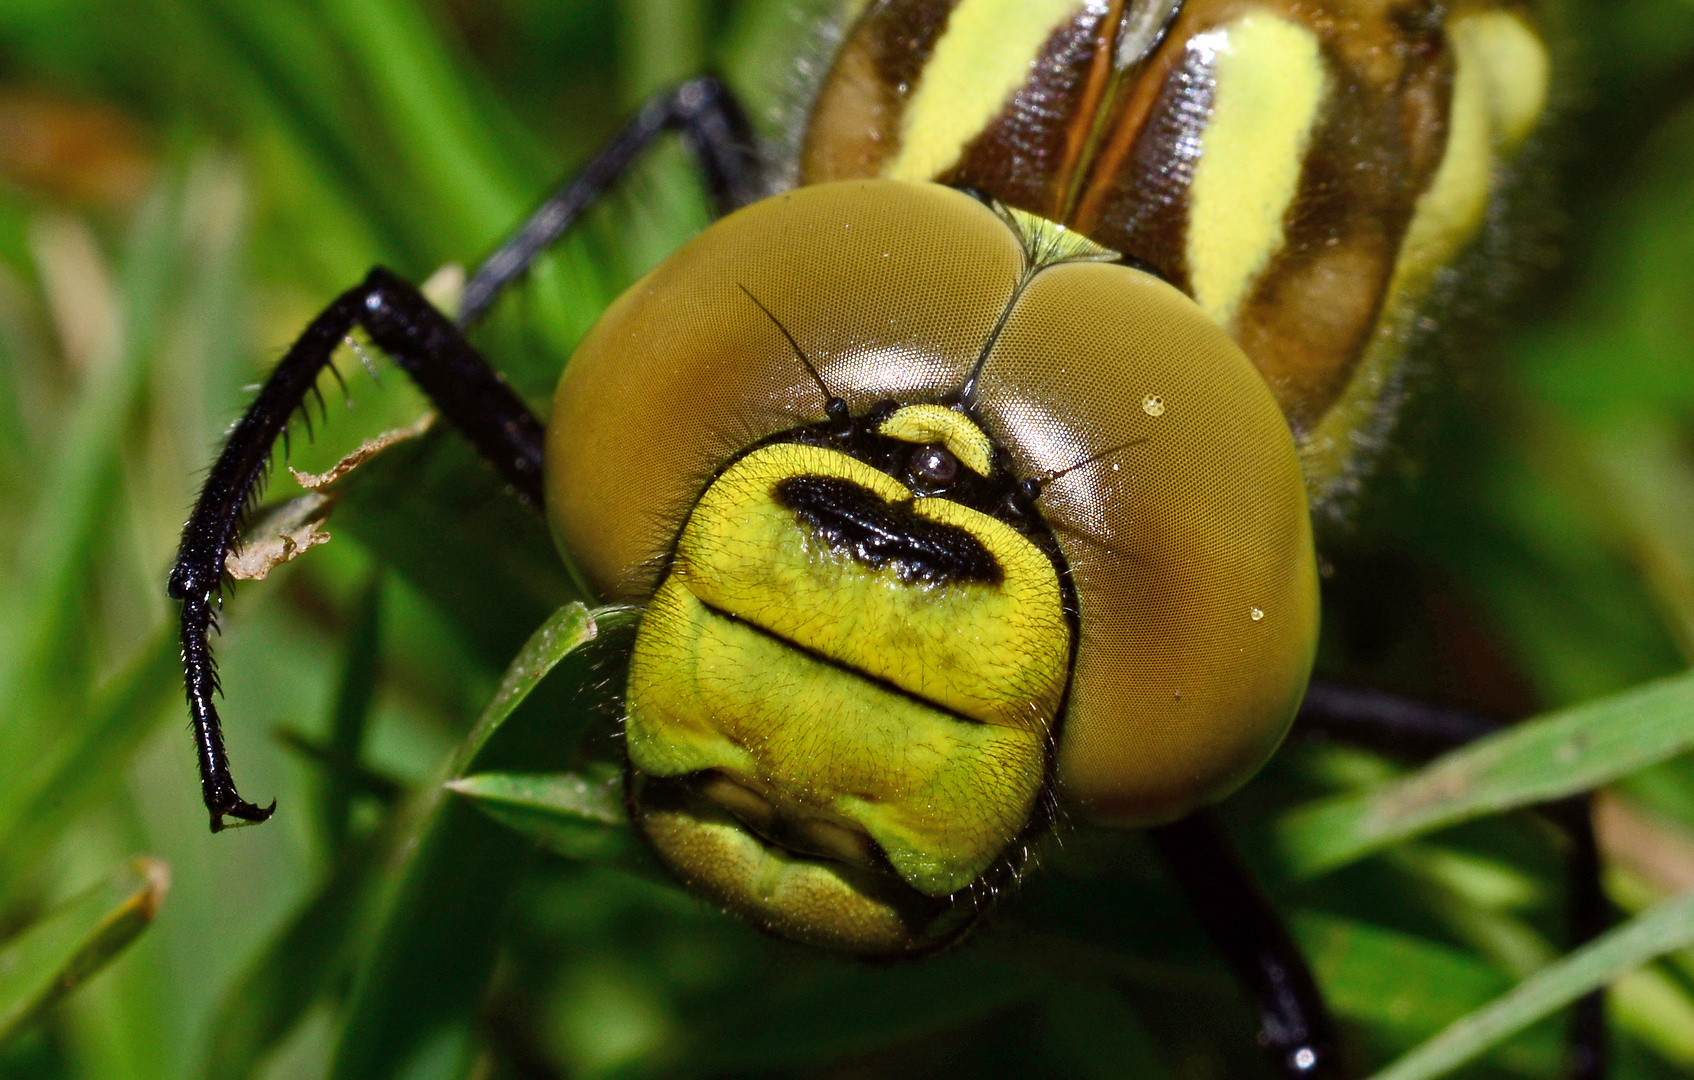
910,444,959,486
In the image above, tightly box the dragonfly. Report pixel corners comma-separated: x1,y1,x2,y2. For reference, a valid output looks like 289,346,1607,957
168,1,1626,1077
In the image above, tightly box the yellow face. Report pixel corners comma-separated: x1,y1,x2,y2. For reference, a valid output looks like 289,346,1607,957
546,181,1321,954
627,429,1072,951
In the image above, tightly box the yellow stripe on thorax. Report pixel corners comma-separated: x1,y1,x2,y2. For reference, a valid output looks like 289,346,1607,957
1185,13,1328,331
885,0,1087,182
1465,11,1550,152
1299,11,1549,502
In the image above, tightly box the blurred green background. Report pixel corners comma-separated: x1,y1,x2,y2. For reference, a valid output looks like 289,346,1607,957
0,0,1693,1078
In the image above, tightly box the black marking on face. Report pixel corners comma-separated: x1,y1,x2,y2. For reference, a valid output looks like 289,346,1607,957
774,475,1004,585
700,403,1081,626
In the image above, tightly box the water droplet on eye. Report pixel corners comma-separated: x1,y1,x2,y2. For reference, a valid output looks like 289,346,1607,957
1142,394,1165,417
1250,607,1265,621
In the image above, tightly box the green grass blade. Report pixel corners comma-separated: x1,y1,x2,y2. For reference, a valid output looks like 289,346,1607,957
1294,913,1512,1037
447,768,623,825
329,604,636,1080
0,180,181,749
1368,888,1694,1080
317,0,531,257
681,950,1046,1076
186,0,419,266
447,765,626,826
1277,667,1694,876
203,820,402,1080
0,858,171,1048
0,628,179,878
319,571,386,855
1292,912,1562,1074
453,603,615,771
333,433,581,673
448,766,657,873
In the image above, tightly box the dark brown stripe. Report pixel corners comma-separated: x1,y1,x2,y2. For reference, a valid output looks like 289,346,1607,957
1073,30,1217,292
1230,11,1452,430
938,0,1121,221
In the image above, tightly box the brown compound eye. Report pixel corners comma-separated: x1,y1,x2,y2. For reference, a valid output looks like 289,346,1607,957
909,444,959,486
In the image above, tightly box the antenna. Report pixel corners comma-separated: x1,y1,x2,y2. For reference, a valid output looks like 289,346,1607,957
1025,438,1149,497
737,284,850,431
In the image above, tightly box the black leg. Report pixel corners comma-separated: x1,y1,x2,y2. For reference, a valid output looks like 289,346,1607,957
1148,812,1342,1080
1546,795,1607,1080
459,75,757,325
1292,682,1501,758
169,77,759,832
169,269,546,831
1294,682,1608,1080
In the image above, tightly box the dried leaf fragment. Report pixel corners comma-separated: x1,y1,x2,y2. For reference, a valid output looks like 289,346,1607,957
289,412,436,491
227,413,436,580
226,493,335,580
